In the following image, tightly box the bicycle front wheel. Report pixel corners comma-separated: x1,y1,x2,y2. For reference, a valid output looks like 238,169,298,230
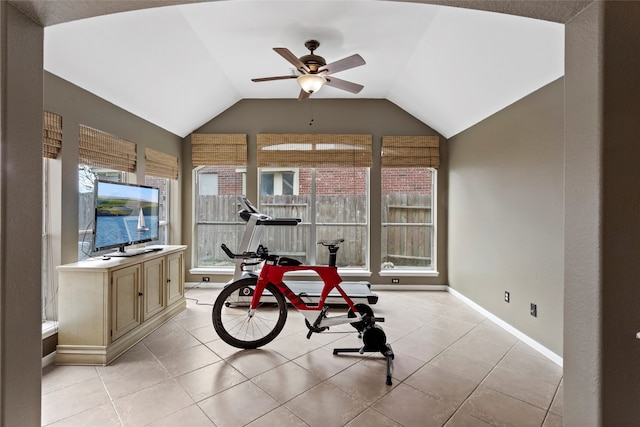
212,278,288,349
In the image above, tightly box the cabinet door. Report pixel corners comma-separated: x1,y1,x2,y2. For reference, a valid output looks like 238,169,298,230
143,257,165,320
166,251,184,306
111,264,141,342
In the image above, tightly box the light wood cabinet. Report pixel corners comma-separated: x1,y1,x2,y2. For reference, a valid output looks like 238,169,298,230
56,245,187,365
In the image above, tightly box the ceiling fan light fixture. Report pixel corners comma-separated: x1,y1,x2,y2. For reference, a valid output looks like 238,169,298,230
297,74,326,93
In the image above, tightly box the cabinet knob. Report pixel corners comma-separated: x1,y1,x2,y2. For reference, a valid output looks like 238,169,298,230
138,292,143,296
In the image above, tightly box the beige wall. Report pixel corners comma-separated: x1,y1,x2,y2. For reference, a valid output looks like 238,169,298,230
182,99,448,285
43,72,184,265
448,78,565,355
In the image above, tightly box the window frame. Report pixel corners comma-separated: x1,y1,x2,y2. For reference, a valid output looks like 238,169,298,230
379,167,438,277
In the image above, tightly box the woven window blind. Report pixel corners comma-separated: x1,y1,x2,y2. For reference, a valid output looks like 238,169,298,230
43,111,62,159
145,147,179,180
381,136,440,168
257,134,372,168
191,134,247,166
78,125,137,172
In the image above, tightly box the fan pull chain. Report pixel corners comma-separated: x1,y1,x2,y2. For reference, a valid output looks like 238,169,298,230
309,100,314,126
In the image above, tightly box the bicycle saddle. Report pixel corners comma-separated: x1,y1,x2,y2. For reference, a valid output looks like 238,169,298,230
317,238,344,247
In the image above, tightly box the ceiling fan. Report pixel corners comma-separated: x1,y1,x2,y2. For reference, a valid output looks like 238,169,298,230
251,40,366,100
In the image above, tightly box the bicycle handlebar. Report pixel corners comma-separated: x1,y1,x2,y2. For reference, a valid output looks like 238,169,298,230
221,243,269,260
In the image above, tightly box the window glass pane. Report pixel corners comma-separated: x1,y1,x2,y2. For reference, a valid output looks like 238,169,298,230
194,166,246,267
259,167,368,269
260,173,274,196
282,173,294,195
381,167,435,270
145,176,169,245
78,165,125,260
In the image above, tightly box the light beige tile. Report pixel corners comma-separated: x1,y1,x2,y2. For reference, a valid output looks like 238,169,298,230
246,406,309,427
143,322,202,357
224,348,289,378
293,346,359,380
98,356,172,400
444,408,492,426
460,385,547,427
252,361,323,403
543,411,563,427
176,360,247,402
405,363,478,406
112,379,194,426
46,402,120,427
286,381,368,427
146,404,215,427
482,365,557,410
328,360,395,404
157,343,221,377
198,380,280,427
499,349,563,385
549,379,563,416
41,365,99,395
372,383,457,427
389,333,446,363
345,408,402,427
267,331,327,359
41,377,111,426
41,288,566,427
189,323,219,344
371,349,424,382
430,348,494,384
445,333,511,366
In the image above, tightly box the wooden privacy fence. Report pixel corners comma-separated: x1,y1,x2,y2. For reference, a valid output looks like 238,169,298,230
195,194,432,268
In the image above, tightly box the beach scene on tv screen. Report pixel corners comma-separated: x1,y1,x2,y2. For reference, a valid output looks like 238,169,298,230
95,184,159,250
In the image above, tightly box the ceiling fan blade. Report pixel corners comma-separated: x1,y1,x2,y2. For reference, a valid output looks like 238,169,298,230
252,75,297,82
298,89,311,101
318,54,365,75
274,47,310,74
324,76,364,94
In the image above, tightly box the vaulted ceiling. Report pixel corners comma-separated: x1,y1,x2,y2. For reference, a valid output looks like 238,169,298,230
13,0,592,138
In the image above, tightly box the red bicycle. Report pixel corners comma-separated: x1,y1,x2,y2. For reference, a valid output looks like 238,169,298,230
212,239,394,385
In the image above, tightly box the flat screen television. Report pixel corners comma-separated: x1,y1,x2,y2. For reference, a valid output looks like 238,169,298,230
93,180,160,257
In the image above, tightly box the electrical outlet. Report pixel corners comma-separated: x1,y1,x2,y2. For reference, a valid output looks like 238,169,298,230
202,276,210,282
530,303,537,317
504,291,510,303
391,278,400,284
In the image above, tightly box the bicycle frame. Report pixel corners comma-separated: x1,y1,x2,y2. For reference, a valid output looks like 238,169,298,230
249,259,364,328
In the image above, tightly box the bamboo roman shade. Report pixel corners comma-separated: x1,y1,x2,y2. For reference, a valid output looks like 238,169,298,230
191,134,247,166
145,147,179,180
43,111,62,159
78,125,137,172
381,136,440,168
257,134,372,168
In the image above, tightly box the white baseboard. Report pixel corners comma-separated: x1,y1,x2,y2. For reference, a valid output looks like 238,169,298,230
42,351,56,368
447,287,563,367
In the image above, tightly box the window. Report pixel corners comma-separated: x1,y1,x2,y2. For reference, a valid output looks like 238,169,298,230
193,166,246,267
260,169,297,196
256,134,371,270
144,176,169,245
78,166,127,260
381,167,436,270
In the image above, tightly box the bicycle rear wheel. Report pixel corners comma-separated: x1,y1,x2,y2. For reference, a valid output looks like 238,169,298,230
212,278,287,349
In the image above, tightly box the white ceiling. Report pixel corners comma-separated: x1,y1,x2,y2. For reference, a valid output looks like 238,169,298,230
43,0,564,138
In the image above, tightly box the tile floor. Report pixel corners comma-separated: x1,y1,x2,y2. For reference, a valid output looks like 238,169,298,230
42,287,563,427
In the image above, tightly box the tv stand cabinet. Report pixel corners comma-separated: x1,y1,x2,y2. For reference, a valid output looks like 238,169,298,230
55,245,187,365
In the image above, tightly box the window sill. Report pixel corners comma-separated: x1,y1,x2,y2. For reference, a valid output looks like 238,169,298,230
42,320,58,339
379,269,439,278
191,267,372,277
191,267,234,275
